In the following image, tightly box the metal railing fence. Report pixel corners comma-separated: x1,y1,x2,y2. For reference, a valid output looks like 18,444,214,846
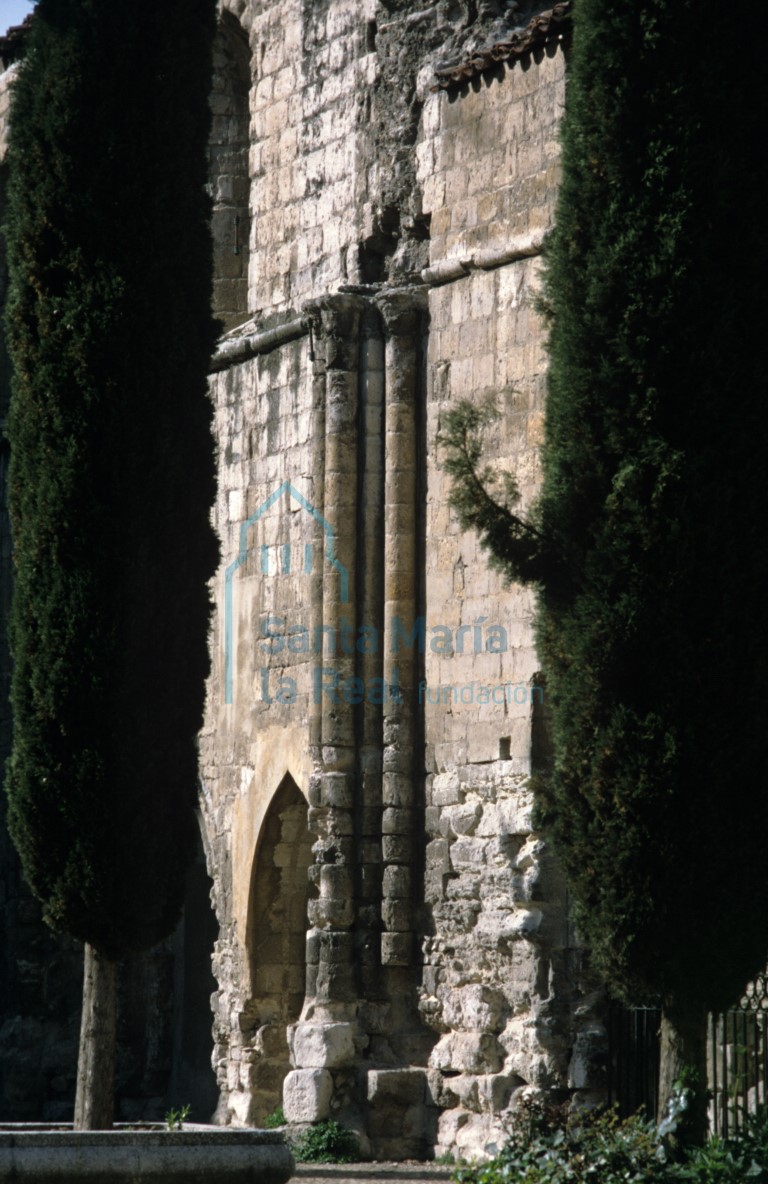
607,972,768,1133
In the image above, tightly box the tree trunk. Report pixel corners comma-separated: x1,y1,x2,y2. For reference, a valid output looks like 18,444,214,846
658,996,709,1145
74,943,117,1130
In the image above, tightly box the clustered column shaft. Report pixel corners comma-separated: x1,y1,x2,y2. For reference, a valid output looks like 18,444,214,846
287,289,426,1127
304,295,364,1011
376,289,427,967
356,308,386,997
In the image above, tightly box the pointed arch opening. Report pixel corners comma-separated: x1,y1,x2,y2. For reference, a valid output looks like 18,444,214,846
244,773,311,1121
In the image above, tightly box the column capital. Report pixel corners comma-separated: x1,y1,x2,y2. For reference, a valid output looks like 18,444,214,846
374,286,428,336
303,294,366,371
303,293,367,336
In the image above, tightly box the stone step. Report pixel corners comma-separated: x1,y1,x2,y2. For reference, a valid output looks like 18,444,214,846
294,1165,454,1184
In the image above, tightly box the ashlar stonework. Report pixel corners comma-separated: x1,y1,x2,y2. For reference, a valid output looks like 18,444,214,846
199,0,604,1161
0,0,605,1157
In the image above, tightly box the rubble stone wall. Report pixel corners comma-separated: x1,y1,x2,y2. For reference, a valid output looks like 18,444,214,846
415,46,606,1155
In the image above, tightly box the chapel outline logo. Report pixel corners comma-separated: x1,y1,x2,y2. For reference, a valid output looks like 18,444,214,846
224,480,348,705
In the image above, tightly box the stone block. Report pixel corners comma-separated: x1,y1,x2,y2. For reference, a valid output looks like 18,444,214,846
290,1021,356,1069
255,1023,289,1058
436,1107,470,1151
424,868,446,905
382,834,411,862
454,1112,504,1159
431,773,462,805
425,838,451,873
382,864,411,898
450,837,487,869
283,1068,333,1122
429,1031,504,1074
475,907,543,944
476,795,532,838
315,930,354,962
441,803,482,836
382,806,412,834
314,958,356,1004
308,896,354,928
367,1068,426,1105
442,985,507,1033
319,864,353,899
381,932,413,965
319,772,354,807
381,899,412,932
359,810,383,839
567,1023,608,1090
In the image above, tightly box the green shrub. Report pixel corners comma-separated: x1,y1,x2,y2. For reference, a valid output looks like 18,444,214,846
263,1106,286,1129
455,1105,665,1184
675,1109,768,1184
290,1119,360,1164
453,1102,768,1184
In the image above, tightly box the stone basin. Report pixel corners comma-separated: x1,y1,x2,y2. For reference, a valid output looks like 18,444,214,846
0,1123,294,1182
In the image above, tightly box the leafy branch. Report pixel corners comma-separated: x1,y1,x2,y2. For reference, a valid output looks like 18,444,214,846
437,397,549,585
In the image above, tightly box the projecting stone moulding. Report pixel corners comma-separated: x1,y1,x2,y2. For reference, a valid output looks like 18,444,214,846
420,232,547,286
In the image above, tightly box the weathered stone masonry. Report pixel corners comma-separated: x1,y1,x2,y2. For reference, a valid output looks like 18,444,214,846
200,0,605,1161
0,0,604,1152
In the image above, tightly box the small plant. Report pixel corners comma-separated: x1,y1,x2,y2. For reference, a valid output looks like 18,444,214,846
290,1119,360,1164
263,1105,286,1129
165,1103,191,1131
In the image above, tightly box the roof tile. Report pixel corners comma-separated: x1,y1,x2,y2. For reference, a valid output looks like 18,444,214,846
432,1,572,91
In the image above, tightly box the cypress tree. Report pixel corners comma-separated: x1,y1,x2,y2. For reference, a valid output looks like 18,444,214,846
3,0,218,1126
443,0,768,1135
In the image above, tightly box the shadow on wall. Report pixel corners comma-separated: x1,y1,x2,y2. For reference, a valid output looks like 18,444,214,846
209,10,251,332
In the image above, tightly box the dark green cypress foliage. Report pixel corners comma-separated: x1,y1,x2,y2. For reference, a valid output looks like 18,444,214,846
442,0,768,1026
536,0,768,1015
4,0,218,960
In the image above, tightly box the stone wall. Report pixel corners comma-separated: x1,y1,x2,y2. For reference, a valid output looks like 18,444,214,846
0,0,606,1152
416,43,604,1155
201,0,606,1161
210,12,252,330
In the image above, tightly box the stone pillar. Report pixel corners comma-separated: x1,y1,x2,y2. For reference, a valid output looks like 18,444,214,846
356,307,386,999
375,289,427,968
284,295,364,1125
306,305,326,766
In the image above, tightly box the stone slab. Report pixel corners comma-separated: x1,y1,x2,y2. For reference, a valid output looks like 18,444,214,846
0,1126,293,1183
